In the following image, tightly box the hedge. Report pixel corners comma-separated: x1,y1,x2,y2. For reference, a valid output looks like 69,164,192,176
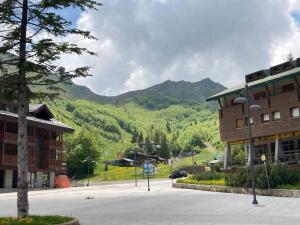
224,164,300,189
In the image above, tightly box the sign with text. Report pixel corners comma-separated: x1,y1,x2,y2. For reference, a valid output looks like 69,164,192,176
144,163,154,176
229,130,300,145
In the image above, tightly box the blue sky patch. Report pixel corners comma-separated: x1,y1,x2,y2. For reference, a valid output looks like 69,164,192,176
291,10,300,26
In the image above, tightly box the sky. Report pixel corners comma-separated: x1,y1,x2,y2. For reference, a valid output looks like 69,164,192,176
59,0,300,96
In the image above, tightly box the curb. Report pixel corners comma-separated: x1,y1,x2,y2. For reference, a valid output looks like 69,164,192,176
55,218,80,225
173,183,300,198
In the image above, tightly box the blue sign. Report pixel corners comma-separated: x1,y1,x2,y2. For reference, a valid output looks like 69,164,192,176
144,163,154,176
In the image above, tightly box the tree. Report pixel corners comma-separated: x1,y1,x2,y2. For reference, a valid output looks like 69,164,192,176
0,0,100,217
158,133,170,159
66,131,100,177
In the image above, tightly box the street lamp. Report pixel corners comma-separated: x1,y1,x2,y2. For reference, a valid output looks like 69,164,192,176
83,158,95,187
144,143,160,192
233,84,261,205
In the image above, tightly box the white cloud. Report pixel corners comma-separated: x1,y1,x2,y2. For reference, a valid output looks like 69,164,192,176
58,0,300,95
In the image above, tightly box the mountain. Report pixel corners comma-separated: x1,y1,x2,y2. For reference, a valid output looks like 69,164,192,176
62,78,225,109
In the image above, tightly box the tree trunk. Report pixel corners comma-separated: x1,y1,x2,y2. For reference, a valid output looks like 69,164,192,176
17,0,29,218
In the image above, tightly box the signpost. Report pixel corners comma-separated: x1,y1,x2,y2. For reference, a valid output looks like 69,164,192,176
261,154,271,192
144,163,154,176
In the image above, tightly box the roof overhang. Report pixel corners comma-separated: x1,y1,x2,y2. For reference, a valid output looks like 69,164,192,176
0,110,74,133
206,67,300,101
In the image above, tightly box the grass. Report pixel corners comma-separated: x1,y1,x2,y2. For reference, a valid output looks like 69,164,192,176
172,150,215,170
177,177,225,186
0,216,73,225
89,163,171,181
84,151,217,182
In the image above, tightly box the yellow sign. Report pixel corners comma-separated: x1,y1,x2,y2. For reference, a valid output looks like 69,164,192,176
261,154,266,161
229,130,300,146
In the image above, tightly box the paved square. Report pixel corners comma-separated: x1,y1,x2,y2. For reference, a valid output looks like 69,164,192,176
1,180,300,225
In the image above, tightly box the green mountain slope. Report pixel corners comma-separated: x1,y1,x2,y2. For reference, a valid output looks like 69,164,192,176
49,100,222,159
62,78,225,109
48,78,225,160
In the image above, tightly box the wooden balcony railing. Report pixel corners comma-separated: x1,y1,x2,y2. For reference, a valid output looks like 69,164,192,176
49,140,63,148
3,154,17,165
3,132,34,143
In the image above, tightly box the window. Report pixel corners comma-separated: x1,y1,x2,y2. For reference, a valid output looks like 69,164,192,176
236,119,244,128
4,144,17,155
245,117,253,126
272,111,281,121
261,113,270,123
254,91,266,100
282,83,294,93
282,140,295,152
290,107,300,118
5,122,18,133
50,150,56,160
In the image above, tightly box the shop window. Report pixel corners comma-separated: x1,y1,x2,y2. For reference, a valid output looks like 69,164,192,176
236,119,244,128
254,91,266,100
282,83,294,93
4,143,17,155
261,113,270,123
272,111,281,121
290,107,300,118
245,117,253,126
282,140,295,152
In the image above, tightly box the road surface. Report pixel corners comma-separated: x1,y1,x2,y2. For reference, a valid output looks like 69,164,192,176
1,180,300,225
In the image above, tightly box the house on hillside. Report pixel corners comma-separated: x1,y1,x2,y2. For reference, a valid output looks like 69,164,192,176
206,59,300,168
0,101,74,189
127,152,166,165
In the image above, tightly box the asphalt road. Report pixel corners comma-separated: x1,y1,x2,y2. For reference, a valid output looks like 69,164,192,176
1,180,300,225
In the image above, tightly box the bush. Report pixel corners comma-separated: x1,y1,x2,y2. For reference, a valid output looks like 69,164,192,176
192,171,223,181
225,165,300,189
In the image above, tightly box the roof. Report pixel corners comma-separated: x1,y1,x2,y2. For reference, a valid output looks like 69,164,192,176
0,110,74,133
29,104,54,119
206,67,300,101
120,158,134,162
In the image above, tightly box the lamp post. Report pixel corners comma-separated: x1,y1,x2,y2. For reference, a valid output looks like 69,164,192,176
84,158,95,187
144,143,160,192
234,84,261,205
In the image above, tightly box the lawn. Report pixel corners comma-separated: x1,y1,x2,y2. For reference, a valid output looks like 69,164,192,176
0,216,73,225
86,151,217,182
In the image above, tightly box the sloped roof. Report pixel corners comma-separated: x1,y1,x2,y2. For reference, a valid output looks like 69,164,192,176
206,67,300,101
0,110,74,133
29,104,54,119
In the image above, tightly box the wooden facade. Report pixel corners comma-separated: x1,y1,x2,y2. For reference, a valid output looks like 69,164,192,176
0,103,73,188
207,59,300,167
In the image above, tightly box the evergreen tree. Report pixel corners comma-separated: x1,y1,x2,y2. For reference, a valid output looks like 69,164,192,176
0,0,100,217
158,133,170,159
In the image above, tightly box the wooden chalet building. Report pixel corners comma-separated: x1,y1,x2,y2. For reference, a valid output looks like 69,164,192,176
207,59,300,169
0,102,74,189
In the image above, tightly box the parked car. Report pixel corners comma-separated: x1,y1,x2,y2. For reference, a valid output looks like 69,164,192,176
169,170,188,179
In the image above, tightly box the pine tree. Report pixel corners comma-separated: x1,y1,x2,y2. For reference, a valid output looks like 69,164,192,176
0,0,100,217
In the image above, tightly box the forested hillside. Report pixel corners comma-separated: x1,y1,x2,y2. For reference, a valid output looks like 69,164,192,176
46,78,225,166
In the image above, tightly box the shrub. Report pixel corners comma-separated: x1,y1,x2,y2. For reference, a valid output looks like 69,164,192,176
192,171,223,181
225,165,300,189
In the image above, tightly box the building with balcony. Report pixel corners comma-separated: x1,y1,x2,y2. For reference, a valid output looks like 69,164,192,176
0,102,74,189
206,59,300,168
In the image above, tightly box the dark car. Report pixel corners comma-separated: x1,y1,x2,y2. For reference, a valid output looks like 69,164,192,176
169,170,188,179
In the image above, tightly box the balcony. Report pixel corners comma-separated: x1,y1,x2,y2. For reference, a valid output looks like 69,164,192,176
3,154,17,165
2,132,34,143
49,140,63,148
